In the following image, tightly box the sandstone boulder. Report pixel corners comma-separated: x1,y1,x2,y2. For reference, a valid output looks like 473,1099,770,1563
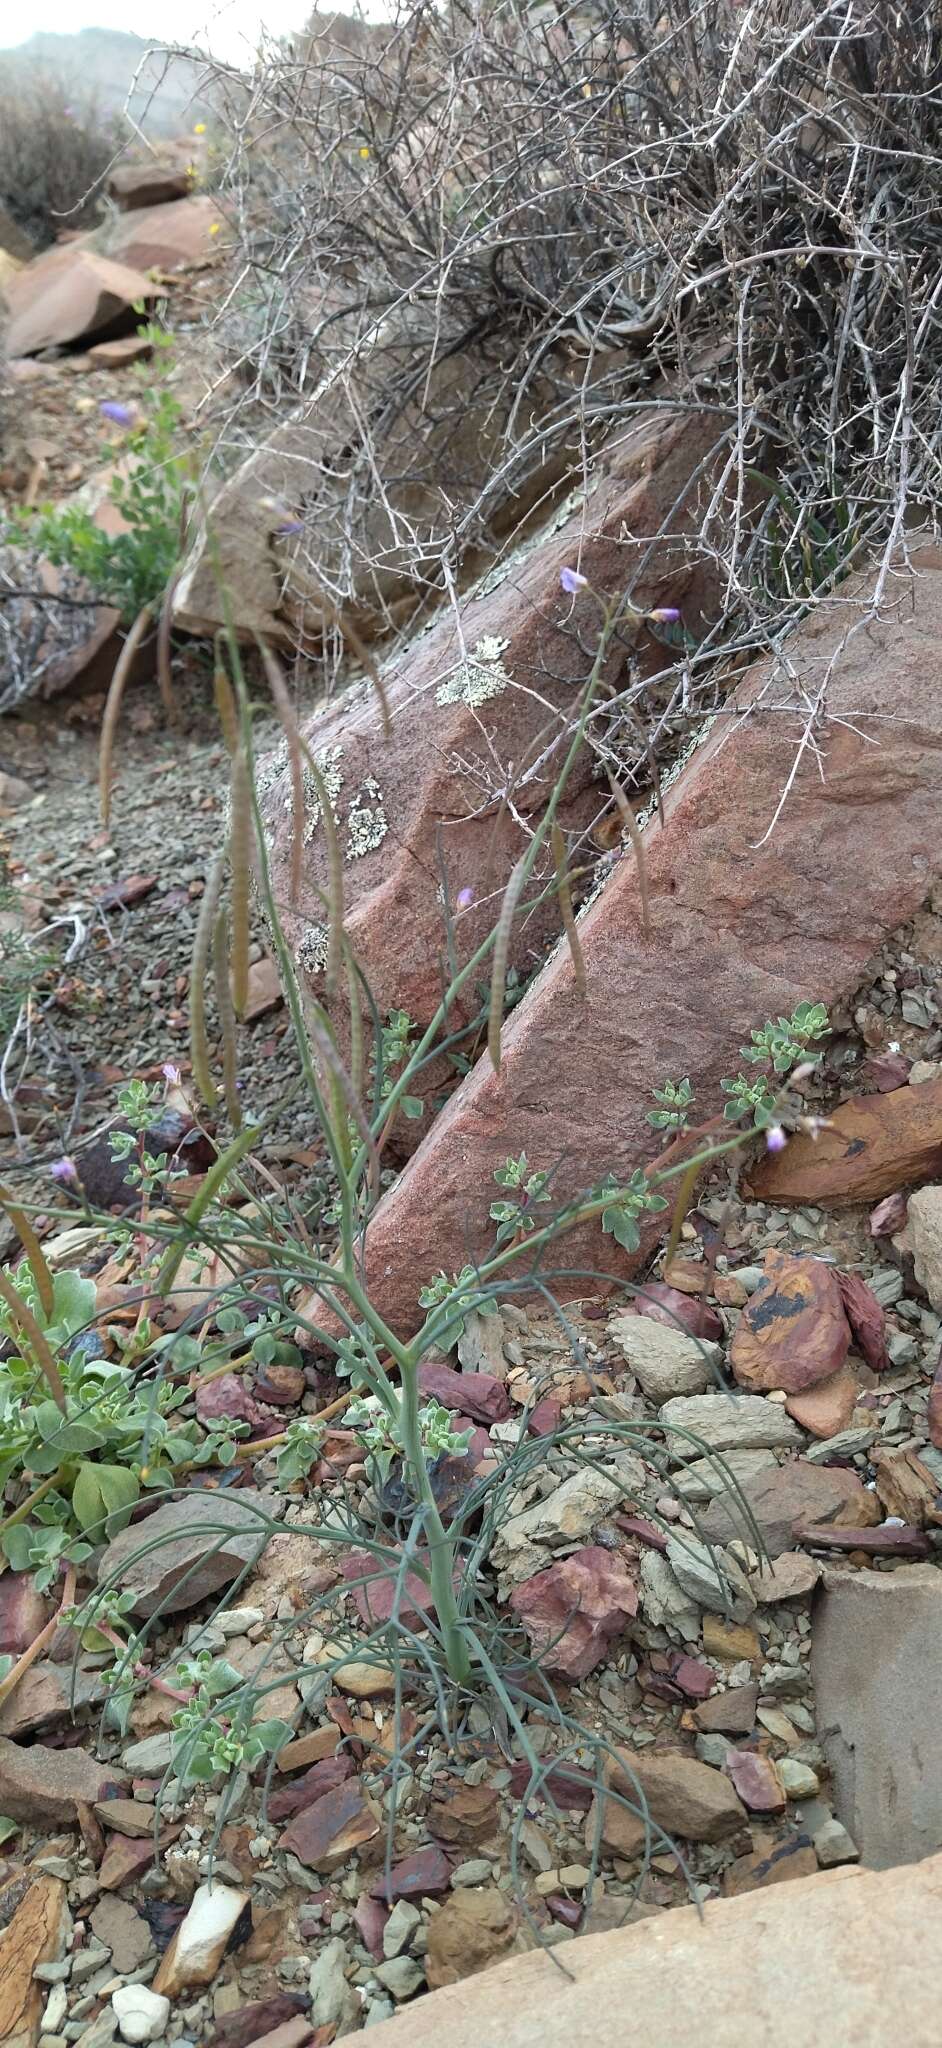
107,148,194,210
343,545,942,1335
746,1076,942,1205
264,407,723,1137
4,247,157,357
100,196,220,272
358,1852,942,2048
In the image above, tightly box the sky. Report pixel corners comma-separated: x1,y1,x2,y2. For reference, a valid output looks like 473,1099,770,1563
1,2,386,65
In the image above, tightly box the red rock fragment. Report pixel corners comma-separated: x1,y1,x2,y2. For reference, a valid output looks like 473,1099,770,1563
507,1760,596,1811
862,1051,912,1092
796,1522,931,1558
341,1547,439,1629
746,1078,942,1207
267,1756,353,1822
929,1355,942,1451
195,1374,269,1431
730,1252,851,1395
671,1655,715,1702
369,1846,452,1900
526,1397,564,1438
510,1545,639,1680
0,1572,48,1654
416,1362,511,1424
869,1192,908,1237
835,1270,890,1373
633,1282,724,1344
279,1779,379,1869
353,1894,388,1961
785,1362,859,1440
726,1750,786,1815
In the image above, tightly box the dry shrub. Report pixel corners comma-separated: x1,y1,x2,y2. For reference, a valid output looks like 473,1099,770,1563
0,74,120,250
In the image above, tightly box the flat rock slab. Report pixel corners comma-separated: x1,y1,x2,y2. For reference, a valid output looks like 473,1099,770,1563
264,407,722,1136
812,1563,942,1868
97,1488,272,1617
353,547,942,1334
5,248,158,356
360,1854,942,2048
746,1076,942,1205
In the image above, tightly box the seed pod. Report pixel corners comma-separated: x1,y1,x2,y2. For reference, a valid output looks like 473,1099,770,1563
488,853,527,1073
551,823,586,996
229,746,251,1018
213,905,242,1129
99,606,152,827
190,851,224,1107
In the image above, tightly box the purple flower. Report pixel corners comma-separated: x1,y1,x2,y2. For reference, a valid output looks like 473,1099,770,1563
99,401,135,428
559,566,588,595
162,1062,181,1085
50,1157,79,1184
276,518,304,537
647,606,681,625
456,887,475,910
765,1125,788,1154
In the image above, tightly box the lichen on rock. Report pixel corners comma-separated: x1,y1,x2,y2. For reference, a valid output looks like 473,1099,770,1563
435,636,512,707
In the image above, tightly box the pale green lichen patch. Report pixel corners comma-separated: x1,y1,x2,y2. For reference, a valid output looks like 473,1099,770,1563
346,774,388,860
300,744,345,845
296,923,330,976
436,636,512,708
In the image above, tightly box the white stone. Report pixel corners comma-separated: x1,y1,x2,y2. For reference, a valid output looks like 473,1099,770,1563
152,1882,250,1998
112,1985,170,2044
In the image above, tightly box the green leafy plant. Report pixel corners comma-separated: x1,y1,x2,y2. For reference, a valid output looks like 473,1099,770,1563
489,1152,551,1244
170,1652,293,1783
16,328,187,620
648,1076,695,1132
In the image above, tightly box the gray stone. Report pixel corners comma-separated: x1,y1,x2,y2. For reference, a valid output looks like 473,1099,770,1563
665,1535,757,1622
697,1460,875,1560
98,1490,271,1617
638,1552,700,1635
309,1936,357,2030
814,1818,860,1868
383,1901,422,1957
608,1317,721,1406
905,1186,942,1311
489,1452,644,1589
120,1735,174,1776
674,1449,777,1504
812,1564,942,1868
658,1395,802,1461
90,1898,153,1975
449,1861,493,1888
374,1955,425,2001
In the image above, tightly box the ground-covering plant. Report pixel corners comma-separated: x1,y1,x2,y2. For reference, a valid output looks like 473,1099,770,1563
17,327,187,622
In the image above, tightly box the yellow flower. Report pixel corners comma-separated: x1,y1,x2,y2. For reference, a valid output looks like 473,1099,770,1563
359,145,370,159
186,164,196,178
194,122,206,135
209,222,221,236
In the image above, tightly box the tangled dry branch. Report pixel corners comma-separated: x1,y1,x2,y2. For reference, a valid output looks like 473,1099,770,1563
190,0,940,793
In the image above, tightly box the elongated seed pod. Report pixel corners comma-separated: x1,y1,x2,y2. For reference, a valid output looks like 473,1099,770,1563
99,605,152,827
551,823,586,996
488,853,527,1073
0,1179,54,1318
213,643,239,756
229,746,251,1018
257,637,303,907
300,738,345,1002
156,567,180,727
212,906,242,1130
189,851,224,1107
606,768,651,938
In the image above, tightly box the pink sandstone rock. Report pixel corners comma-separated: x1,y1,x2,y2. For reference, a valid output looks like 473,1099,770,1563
263,407,725,1141
100,196,221,272
5,247,158,356
332,545,942,1336
509,1544,639,1679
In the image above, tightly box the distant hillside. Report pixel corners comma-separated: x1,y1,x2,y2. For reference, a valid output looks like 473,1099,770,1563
0,28,217,134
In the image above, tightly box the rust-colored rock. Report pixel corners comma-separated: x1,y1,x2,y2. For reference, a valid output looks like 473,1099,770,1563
747,1077,942,1207
102,196,221,273
424,1886,519,1989
264,408,723,1137
279,1778,380,1870
0,1871,67,2048
0,1573,47,1656
509,1544,638,1680
929,1353,942,1450
0,1737,127,1823
785,1361,860,1440
726,1751,786,1815
428,1780,500,1846
834,1271,890,1374
5,247,157,356
872,1447,940,1527
107,150,194,210
593,1748,746,1855
339,548,942,1336
730,1253,851,1395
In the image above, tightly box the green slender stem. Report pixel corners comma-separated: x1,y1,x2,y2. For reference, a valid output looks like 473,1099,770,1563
0,1467,67,1540
155,1123,261,1299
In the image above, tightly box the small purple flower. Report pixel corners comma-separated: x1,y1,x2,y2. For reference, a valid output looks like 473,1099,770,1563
456,887,475,910
99,401,135,428
765,1125,788,1154
276,517,304,537
50,1157,79,1184
559,566,588,595
647,606,681,625
162,1062,181,1085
